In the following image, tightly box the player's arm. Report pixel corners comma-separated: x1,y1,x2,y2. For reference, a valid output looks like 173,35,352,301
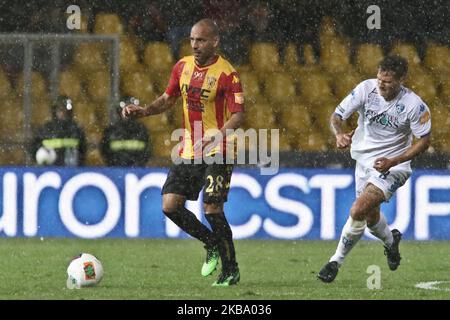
121,93,177,119
374,133,431,172
219,111,245,135
330,113,355,149
195,111,245,151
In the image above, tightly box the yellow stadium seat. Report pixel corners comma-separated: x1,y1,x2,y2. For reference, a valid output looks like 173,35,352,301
119,37,140,73
31,99,51,129
250,42,281,74
295,128,329,152
279,104,312,135
262,72,297,107
1,95,24,143
239,71,261,99
424,43,450,75
151,130,177,158
355,43,384,77
319,16,337,39
59,70,82,100
283,42,300,67
121,70,157,104
298,73,333,104
321,39,351,74
303,44,318,65
86,149,104,166
272,129,294,152
144,42,175,73
94,13,124,35
308,98,339,131
72,43,106,73
15,72,48,101
333,70,364,100
73,100,97,126
405,67,437,104
139,112,171,133
245,101,277,130
0,69,12,99
86,70,110,102
0,147,25,166
440,77,450,103
428,99,449,151
390,42,421,67
144,42,174,91
77,14,89,33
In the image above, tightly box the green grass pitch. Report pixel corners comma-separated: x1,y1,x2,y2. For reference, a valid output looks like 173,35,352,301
0,238,449,300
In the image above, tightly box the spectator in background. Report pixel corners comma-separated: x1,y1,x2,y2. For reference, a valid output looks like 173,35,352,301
31,95,87,166
159,0,203,59
100,97,151,167
126,1,167,42
203,0,248,65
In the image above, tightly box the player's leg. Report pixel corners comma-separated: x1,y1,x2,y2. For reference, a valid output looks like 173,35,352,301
366,206,402,271
365,169,408,270
161,164,217,250
203,164,239,286
318,183,384,283
162,193,216,248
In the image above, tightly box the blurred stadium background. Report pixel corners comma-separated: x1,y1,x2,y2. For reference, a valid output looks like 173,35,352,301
0,0,450,300
0,0,448,168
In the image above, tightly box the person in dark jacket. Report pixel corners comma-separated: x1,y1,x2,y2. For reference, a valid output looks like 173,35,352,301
31,95,87,166
100,97,151,167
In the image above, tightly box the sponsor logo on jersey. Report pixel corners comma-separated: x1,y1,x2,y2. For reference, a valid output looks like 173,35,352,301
181,83,211,100
366,110,400,128
187,99,205,112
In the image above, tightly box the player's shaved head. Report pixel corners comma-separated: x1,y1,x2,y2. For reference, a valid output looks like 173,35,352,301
193,19,219,38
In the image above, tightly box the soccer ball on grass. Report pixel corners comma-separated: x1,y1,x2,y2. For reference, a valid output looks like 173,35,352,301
66,253,104,289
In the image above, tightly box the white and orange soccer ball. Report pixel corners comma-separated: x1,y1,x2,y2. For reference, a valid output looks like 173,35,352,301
66,253,104,289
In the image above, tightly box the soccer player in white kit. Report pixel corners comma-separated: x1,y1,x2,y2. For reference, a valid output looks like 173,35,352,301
318,55,431,283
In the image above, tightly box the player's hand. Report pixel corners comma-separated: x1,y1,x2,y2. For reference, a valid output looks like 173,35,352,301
121,104,146,119
335,130,354,149
373,157,394,173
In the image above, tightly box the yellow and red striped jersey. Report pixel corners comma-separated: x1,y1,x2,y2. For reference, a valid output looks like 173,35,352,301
165,55,244,159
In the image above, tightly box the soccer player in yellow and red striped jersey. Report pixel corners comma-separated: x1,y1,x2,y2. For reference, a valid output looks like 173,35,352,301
122,19,244,286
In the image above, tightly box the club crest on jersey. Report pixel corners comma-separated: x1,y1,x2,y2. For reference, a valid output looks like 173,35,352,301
206,75,217,89
395,103,405,114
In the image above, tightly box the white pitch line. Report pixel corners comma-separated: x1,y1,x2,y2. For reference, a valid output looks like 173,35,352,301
415,281,450,292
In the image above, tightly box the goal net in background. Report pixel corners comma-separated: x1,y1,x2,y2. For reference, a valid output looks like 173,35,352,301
0,34,120,166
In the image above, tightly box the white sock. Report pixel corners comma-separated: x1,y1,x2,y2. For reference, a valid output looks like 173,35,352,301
368,214,393,247
330,217,366,265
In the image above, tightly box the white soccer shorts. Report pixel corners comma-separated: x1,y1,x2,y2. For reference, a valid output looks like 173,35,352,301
354,161,411,202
